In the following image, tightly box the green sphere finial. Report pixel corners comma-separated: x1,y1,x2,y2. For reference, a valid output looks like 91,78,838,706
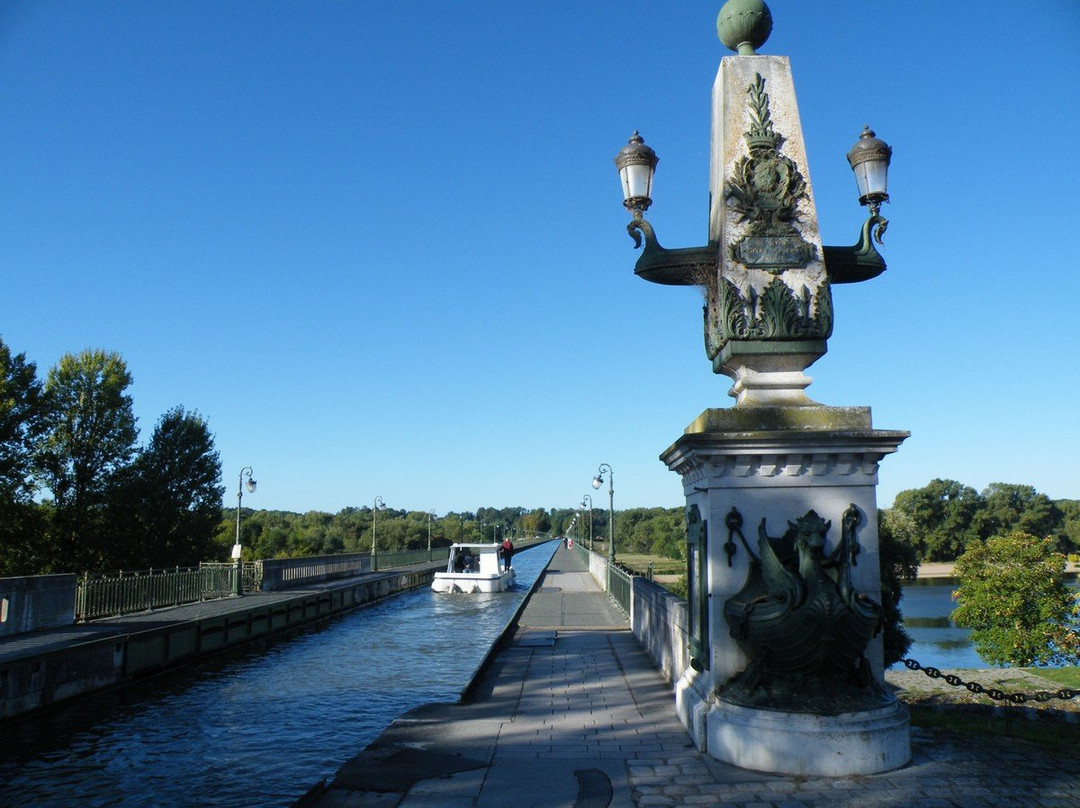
717,0,773,55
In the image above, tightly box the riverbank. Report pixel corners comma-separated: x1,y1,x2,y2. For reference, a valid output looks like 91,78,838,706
917,560,1080,578
886,666,1080,718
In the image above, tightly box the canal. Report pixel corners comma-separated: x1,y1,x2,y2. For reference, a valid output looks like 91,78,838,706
0,542,559,808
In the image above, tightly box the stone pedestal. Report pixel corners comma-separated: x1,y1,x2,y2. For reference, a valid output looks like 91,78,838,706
663,405,910,775
708,700,911,776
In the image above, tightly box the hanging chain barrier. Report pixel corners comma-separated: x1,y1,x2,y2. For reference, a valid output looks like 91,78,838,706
901,658,1079,704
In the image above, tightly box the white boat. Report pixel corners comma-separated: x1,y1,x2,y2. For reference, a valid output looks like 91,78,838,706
431,542,515,593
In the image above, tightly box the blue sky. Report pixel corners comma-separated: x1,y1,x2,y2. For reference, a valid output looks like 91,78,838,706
2,2,1078,516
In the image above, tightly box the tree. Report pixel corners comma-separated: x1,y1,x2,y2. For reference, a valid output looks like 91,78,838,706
108,407,224,569
878,512,918,667
0,337,45,575
1057,499,1080,556
889,479,983,561
35,349,137,571
973,483,1061,545
952,531,1080,666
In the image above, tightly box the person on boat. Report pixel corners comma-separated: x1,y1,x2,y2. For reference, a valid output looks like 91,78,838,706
500,537,514,572
453,550,465,573
463,550,475,572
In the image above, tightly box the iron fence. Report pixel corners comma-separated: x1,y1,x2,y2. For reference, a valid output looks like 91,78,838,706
372,548,449,571
75,564,242,622
607,562,632,616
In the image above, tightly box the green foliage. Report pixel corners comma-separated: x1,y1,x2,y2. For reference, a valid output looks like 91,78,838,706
889,478,981,562
878,511,918,667
665,573,688,599
973,483,1060,545
616,507,686,560
0,338,224,576
885,478,1079,564
0,338,45,575
107,407,225,569
0,337,43,506
952,531,1080,667
36,349,138,571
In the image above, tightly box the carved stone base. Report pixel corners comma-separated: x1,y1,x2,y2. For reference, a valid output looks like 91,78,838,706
713,339,825,407
707,698,911,776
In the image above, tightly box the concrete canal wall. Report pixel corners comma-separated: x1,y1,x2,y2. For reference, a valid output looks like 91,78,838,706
0,575,77,639
0,566,438,721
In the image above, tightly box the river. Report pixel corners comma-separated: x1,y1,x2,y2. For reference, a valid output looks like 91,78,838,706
901,577,1080,670
0,541,558,808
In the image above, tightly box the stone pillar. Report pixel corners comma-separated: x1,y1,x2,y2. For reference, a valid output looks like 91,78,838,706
704,56,831,407
660,51,911,776
666,407,910,774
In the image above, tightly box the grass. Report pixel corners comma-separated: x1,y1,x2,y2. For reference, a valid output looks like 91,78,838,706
1022,667,1080,689
908,706,1080,755
616,553,684,576
899,664,1080,753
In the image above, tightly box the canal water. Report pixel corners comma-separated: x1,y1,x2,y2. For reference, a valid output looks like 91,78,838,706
0,541,559,808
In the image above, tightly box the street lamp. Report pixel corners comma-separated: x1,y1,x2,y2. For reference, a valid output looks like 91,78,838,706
371,496,384,568
614,131,659,221
613,4,895,406
233,466,256,595
580,494,594,551
847,125,893,249
591,463,615,562
427,510,436,560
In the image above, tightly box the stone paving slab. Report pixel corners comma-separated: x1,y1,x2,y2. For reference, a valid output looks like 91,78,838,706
296,545,1080,808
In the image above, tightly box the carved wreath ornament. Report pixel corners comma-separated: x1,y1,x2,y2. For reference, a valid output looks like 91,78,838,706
724,73,814,271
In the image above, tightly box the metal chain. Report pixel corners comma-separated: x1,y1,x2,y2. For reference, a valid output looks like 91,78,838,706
901,658,1079,704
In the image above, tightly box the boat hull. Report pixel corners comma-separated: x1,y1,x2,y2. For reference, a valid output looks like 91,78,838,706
431,570,515,594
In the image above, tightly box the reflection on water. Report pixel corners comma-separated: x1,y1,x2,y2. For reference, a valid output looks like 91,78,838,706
900,580,984,669
899,579,1078,671
0,542,558,808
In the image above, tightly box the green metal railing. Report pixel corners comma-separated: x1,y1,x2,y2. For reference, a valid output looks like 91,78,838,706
76,564,242,622
607,562,632,616
372,548,450,571
74,542,544,622
573,539,589,565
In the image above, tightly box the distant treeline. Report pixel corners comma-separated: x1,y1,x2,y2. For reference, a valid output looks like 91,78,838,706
217,479,1080,567
214,505,686,562
883,479,1080,562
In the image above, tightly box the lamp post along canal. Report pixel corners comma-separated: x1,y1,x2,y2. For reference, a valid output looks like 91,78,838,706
610,0,910,776
580,494,594,551
371,496,384,570
428,511,435,560
233,467,256,595
591,464,614,562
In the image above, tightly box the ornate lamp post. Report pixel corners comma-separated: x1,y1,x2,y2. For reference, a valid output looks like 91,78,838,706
427,510,436,560
614,22,893,406
371,496,384,569
233,466,256,595
591,464,615,562
580,494,594,551
607,0,910,776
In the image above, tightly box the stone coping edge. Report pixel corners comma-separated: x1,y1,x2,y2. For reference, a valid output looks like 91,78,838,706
457,540,559,704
